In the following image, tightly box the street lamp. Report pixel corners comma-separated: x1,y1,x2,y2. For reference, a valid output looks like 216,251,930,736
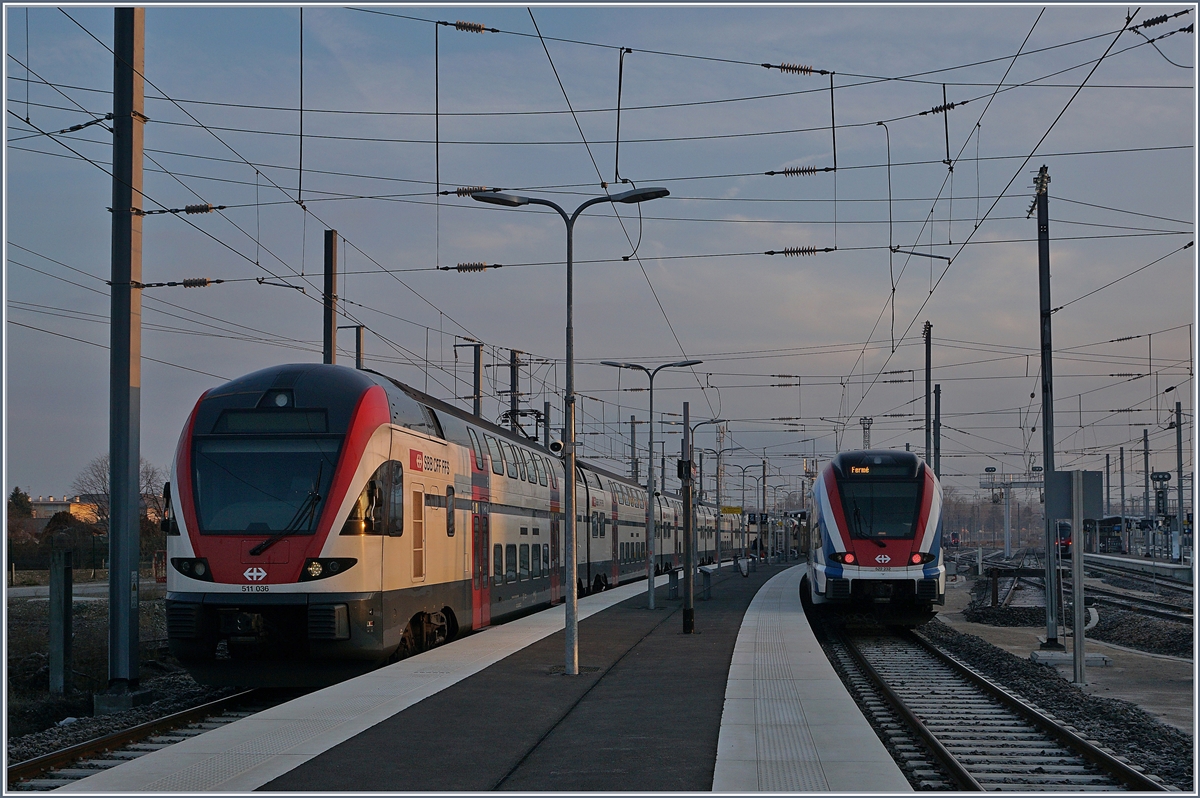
471,186,669,676
601,358,701,610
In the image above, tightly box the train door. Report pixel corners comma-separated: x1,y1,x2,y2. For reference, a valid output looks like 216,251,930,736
412,482,426,581
611,514,619,585
550,518,560,603
471,508,491,628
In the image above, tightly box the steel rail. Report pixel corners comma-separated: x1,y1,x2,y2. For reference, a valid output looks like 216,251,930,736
836,629,984,791
908,630,1168,792
7,689,257,786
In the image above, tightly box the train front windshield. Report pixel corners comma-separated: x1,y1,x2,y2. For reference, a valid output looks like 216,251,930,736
838,480,921,540
192,438,341,534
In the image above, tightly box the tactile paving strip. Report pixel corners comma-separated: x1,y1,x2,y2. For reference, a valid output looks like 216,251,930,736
752,573,829,791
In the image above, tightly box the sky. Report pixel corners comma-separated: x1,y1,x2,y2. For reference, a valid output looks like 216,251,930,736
3,3,1196,511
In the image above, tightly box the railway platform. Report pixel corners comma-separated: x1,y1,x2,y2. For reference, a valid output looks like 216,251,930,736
55,562,909,793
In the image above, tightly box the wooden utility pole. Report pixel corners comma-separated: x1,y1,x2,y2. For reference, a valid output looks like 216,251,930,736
106,5,145,700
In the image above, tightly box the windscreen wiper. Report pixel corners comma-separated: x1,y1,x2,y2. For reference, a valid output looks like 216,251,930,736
851,501,886,547
250,463,323,556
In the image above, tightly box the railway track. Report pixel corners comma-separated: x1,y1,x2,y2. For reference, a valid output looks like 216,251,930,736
1084,562,1194,597
827,627,1170,791
6,690,277,791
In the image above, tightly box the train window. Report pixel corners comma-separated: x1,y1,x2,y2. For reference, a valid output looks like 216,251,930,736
505,544,517,583
545,457,558,490
484,435,504,476
412,488,425,578
599,515,606,538
531,544,541,578
521,526,528,536
493,544,503,586
446,487,455,537
473,516,482,590
533,526,540,536
520,448,535,484
519,544,530,580
502,442,520,480
388,462,404,536
542,544,549,573
467,429,486,471
341,462,386,536
591,514,599,539
576,466,585,485
533,454,547,487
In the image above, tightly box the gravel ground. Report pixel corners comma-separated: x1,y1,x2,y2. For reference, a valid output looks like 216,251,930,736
919,619,1193,791
6,672,237,764
1097,573,1193,609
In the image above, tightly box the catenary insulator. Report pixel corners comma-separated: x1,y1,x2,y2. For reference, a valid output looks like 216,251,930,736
184,203,215,214
455,20,486,33
777,62,815,75
456,186,488,197
456,262,489,272
182,278,210,288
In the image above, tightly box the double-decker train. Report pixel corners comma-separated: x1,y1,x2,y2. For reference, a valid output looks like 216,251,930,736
802,450,945,625
162,363,737,686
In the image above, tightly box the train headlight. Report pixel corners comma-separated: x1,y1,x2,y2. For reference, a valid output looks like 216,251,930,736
299,558,358,581
171,558,214,581
909,552,936,565
830,551,856,564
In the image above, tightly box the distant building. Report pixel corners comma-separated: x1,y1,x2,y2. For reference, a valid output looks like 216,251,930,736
31,495,101,524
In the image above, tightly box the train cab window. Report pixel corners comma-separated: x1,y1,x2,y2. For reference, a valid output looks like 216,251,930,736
532,544,542,578
446,486,455,537
467,428,486,471
341,461,390,536
533,455,547,487
519,544,530,580
485,435,505,476
493,544,503,586
505,544,517,583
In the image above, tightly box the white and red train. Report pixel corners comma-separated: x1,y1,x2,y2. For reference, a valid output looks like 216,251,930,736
803,450,946,625
163,363,737,686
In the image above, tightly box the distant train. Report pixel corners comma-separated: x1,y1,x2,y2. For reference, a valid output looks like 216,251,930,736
802,450,945,625
162,363,738,686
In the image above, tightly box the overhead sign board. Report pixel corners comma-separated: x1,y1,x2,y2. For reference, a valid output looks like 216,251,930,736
721,506,742,515
1045,471,1103,521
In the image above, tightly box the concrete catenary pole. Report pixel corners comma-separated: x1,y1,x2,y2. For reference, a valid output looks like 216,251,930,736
762,459,768,561
924,321,933,464
630,415,638,481
107,5,145,697
1143,428,1151,520
1176,402,1184,561
1034,165,1062,650
509,349,520,433
323,230,337,364
473,344,483,417
543,400,551,450
1071,470,1086,684
1120,447,1126,551
1105,453,1111,516
934,384,942,478
682,403,695,633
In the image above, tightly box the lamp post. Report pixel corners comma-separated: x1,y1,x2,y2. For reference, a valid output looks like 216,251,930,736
726,462,757,563
601,359,701,609
472,186,669,676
